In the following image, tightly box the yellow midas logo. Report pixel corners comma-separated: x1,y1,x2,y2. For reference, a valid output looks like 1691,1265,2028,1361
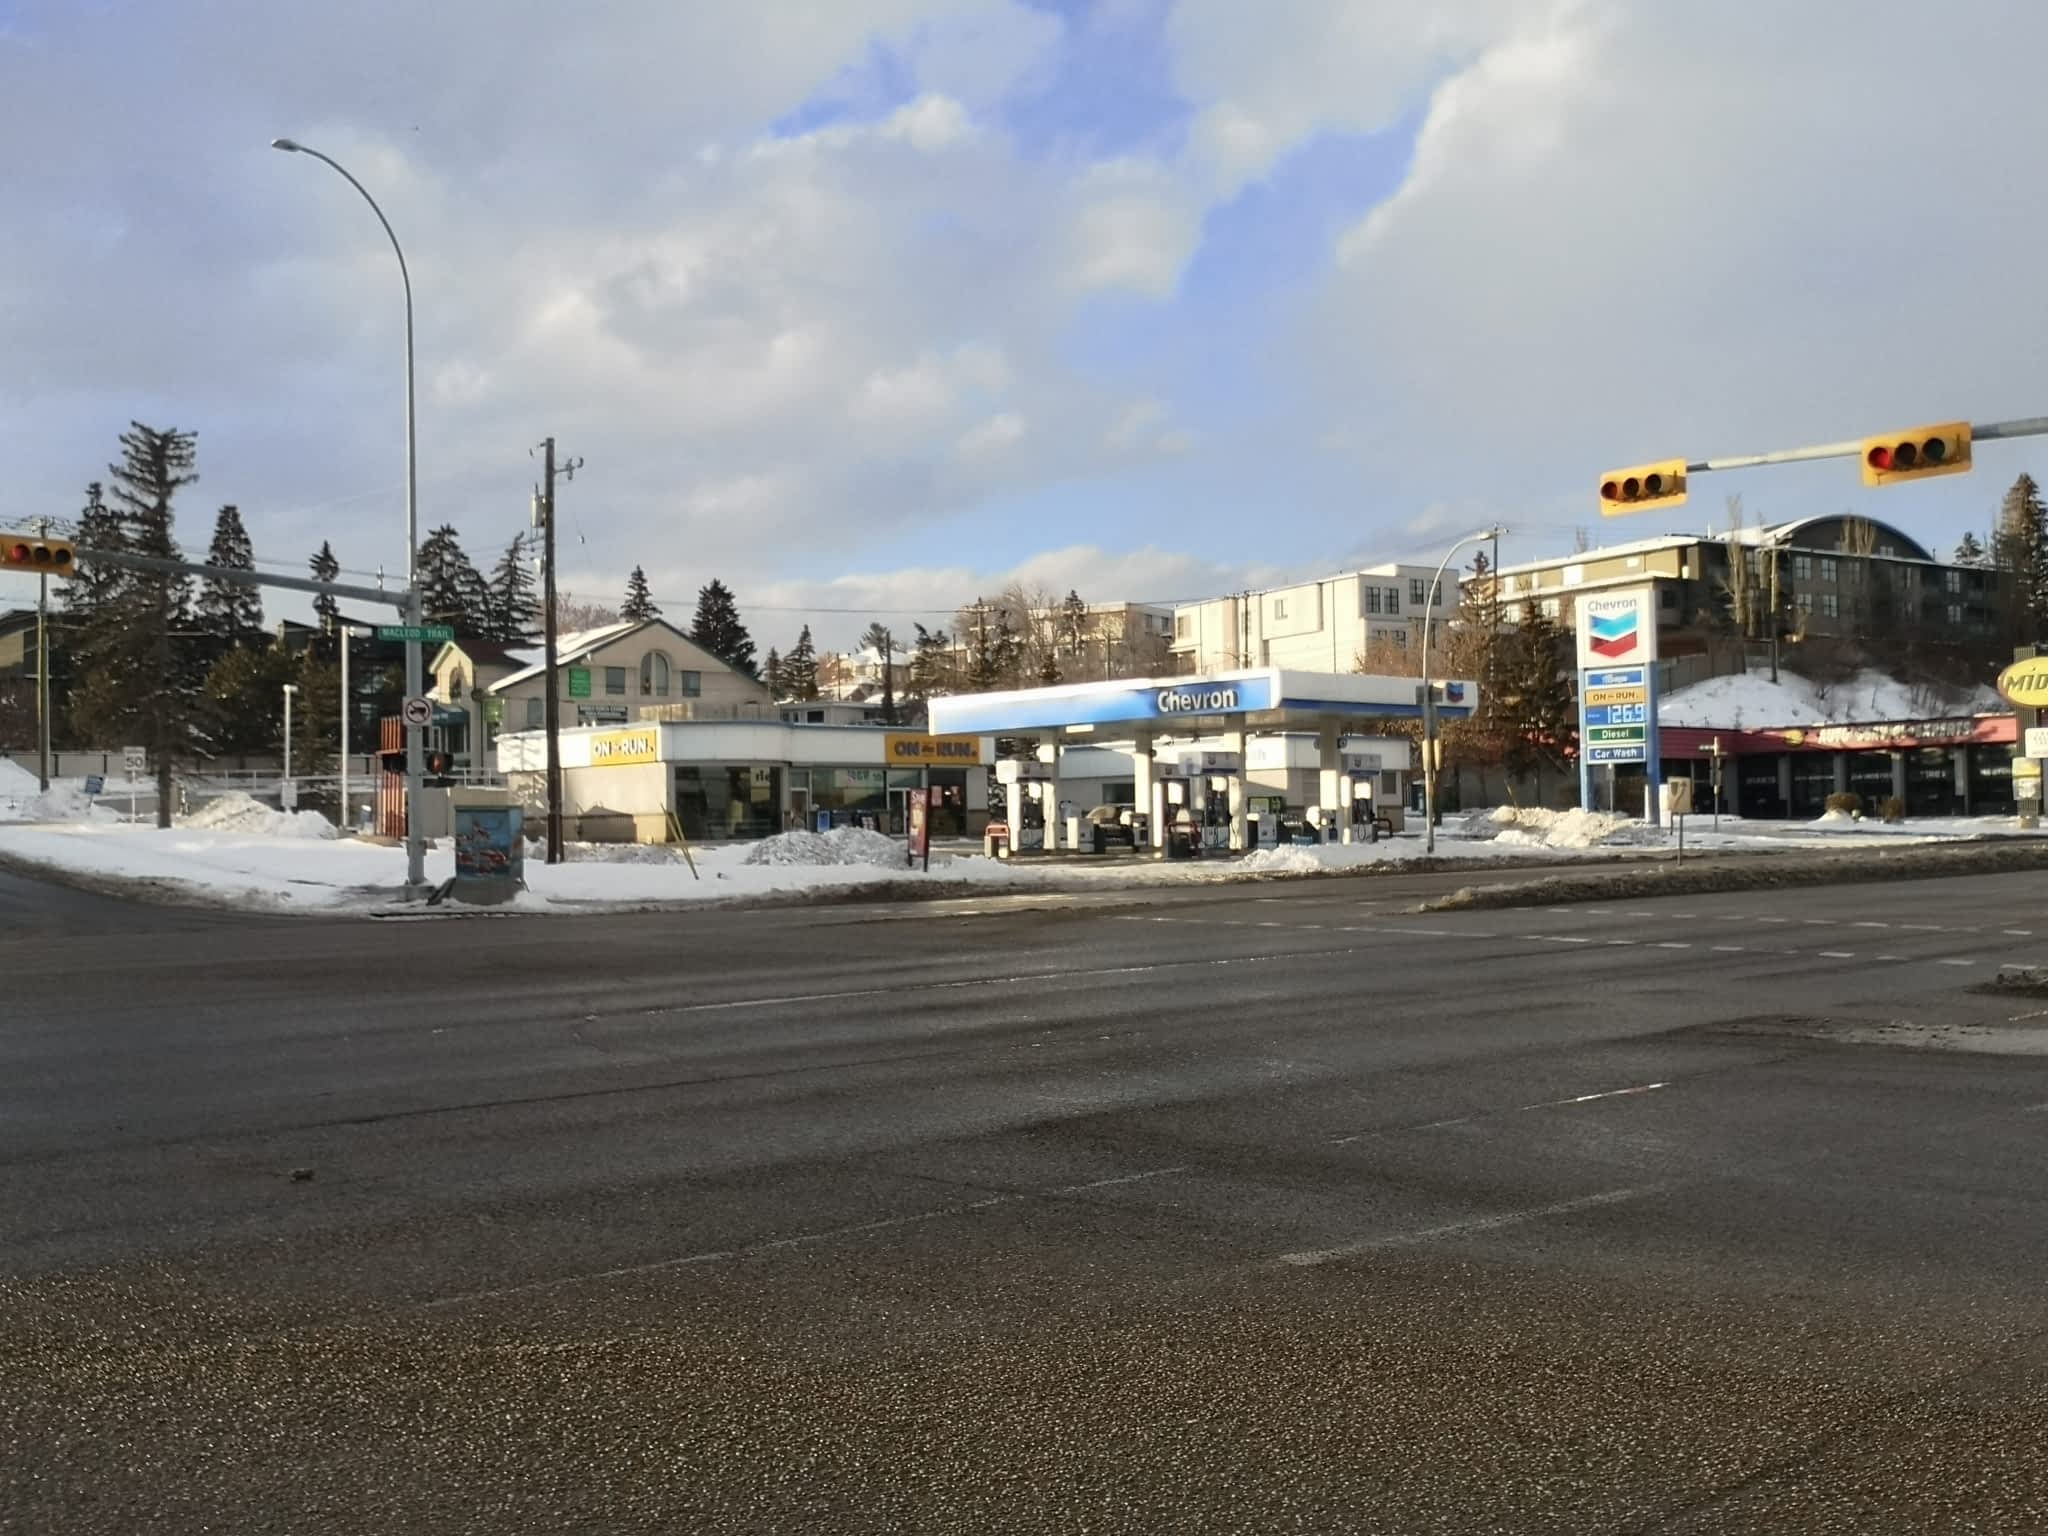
1997,660,2048,709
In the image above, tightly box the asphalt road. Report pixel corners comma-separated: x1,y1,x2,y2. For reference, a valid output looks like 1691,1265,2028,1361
4,864,2048,1532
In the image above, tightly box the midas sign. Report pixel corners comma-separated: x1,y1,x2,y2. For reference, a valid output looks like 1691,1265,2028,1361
589,728,660,766
1997,658,2048,710
885,733,985,766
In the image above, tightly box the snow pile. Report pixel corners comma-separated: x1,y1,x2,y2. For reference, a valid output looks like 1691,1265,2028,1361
0,757,36,796
562,841,692,864
1479,805,1647,849
0,781,117,824
183,791,338,840
1236,846,1331,875
741,827,907,869
1661,667,1999,729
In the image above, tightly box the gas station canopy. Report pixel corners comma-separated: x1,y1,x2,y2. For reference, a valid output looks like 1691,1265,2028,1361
925,667,1477,736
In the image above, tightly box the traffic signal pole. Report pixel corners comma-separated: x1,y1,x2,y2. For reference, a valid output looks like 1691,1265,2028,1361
1673,414,2048,480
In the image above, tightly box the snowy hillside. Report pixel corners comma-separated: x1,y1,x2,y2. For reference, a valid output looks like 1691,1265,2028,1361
1659,668,2001,729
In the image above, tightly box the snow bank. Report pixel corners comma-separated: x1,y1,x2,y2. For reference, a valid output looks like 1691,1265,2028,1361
741,827,906,869
183,791,337,840
0,758,36,795
0,767,120,825
1471,805,1649,849
1660,667,1998,729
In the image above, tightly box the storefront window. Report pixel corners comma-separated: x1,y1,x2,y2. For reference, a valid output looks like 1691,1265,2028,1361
1788,755,1836,818
605,667,627,696
811,767,886,815
927,768,969,837
674,765,783,841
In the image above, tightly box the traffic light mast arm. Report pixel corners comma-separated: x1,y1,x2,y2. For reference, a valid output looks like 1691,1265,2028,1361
1680,414,2048,477
67,544,411,610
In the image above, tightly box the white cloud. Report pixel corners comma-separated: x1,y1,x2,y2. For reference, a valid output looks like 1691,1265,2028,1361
956,410,1027,460
1062,159,1201,297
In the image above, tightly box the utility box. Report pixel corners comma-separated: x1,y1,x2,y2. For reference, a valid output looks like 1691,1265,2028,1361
451,788,525,906
1660,778,1695,820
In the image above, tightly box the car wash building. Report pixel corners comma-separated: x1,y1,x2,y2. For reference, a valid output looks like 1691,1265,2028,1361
495,720,995,842
1660,714,2020,819
925,667,1476,852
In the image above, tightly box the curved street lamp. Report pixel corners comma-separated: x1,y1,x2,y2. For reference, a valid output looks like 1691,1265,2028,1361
271,137,426,890
1419,526,1507,855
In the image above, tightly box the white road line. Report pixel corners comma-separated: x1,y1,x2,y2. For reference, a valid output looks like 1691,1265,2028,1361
1518,1082,1667,1111
1757,916,1789,924
1275,1184,1668,1266
1853,922,1891,929
1901,923,1943,931
1582,908,1614,916
1654,942,1692,950
1606,939,1638,946
1717,915,1748,922
2006,929,2035,937
1817,951,1855,959
425,1166,1193,1307
1938,958,1978,968
1802,919,1836,927
1711,945,1745,953
1877,954,1906,961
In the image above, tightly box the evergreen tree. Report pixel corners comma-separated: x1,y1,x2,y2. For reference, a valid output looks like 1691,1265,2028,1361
964,600,1021,691
620,565,661,623
309,541,341,639
763,648,785,699
484,534,540,645
689,578,758,675
69,424,203,825
66,481,127,619
1037,651,1062,685
416,524,489,634
1953,531,1988,567
1059,589,1090,671
199,640,298,757
195,504,264,643
783,625,820,701
860,621,898,725
1500,600,1577,781
1996,473,2048,641
909,623,953,700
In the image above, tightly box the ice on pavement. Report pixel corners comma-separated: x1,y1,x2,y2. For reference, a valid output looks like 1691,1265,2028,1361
184,791,338,840
742,827,908,868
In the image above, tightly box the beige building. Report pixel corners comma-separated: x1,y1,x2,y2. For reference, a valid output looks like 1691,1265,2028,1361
1170,564,1455,674
430,619,772,766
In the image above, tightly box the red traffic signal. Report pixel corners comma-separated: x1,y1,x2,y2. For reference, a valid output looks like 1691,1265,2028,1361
1597,459,1688,516
1861,422,1971,487
1,535,77,573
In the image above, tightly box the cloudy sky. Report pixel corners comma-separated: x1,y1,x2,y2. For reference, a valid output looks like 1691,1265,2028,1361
5,0,2048,648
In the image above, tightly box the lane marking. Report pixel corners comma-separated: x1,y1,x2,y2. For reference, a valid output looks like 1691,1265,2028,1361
1817,951,1855,959
1605,939,1638,947
1329,1082,1668,1145
1802,919,1836,927
1901,923,1943,932
1938,959,1978,968
1877,954,1906,961
1757,916,1789,924
2006,929,2035,937
423,1165,1193,1307
1275,1184,1668,1266
1712,945,1746,953
1853,922,1891,929
1655,942,1692,950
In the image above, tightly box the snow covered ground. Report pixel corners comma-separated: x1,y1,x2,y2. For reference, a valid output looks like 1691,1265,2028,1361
0,791,2037,914
1660,667,2000,729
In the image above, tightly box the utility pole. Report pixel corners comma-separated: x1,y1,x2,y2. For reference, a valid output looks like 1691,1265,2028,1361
35,516,50,792
536,437,583,864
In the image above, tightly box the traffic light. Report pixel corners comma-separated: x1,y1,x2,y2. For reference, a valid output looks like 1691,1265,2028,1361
1861,421,1971,487
1598,459,1688,516
424,750,454,783
1,534,76,574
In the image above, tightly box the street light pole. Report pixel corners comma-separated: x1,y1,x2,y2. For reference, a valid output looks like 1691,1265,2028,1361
339,624,352,833
282,682,298,792
1420,526,1507,857
271,137,426,891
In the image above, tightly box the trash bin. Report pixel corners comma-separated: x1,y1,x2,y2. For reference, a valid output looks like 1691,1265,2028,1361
983,823,1012,859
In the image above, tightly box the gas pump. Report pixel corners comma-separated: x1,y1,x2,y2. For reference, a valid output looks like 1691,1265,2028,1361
1176,749,1242,851
995,758,1052,851
1341,750,1384,844
1157,757,1199,859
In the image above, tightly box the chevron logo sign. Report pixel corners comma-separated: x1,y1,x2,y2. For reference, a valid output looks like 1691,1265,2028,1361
1586,610,1640,659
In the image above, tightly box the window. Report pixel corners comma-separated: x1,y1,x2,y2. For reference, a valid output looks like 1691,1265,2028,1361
1661,587,1678,609
640,652,671,695
1844,564,1864,587
448,668,467,702
1272,597,1288,620
605,666,626,696
1389,629,1408,648
1175,613,1191,639
1365,586,1383,614
806,709,824,723
1385,586,1400,614
1793,554,1813,580
525,697,543,729
1795,591,1814,614
1821,593,1840,618
680,670,702,697
1819,557,1838,582
1944,569,1963,593
1948,604,1965,626
1541,598,1560,619
1409,578,1428,607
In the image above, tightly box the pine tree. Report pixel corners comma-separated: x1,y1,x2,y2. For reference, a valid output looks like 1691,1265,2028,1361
909,623,953,701
620,565,661,623
68,424,202,825
689,578,758,675
1996,474,2048,641
309,541,342,639
67,481,127,619
1037,651,1062,685
859,622,897,724
484,534,539,645
783,625,820,701
195,504,264,643
763,648,785,699
1499,600,1577,780
200,640,298,757
417,525,489,634
1954,531,1988,567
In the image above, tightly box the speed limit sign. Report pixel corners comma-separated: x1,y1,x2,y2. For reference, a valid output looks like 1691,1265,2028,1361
401,696,433,728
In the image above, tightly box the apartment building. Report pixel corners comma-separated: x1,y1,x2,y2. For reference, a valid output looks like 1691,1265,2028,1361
1169,565,1456,674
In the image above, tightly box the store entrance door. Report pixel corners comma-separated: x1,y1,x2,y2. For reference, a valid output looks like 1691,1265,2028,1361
887,787,911,836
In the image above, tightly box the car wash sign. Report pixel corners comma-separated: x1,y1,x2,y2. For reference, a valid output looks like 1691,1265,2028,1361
1575,588,1659,771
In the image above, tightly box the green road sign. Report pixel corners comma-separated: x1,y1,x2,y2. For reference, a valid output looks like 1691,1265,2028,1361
375,624,455,644
1586,725,1648,745
568,667,592,699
